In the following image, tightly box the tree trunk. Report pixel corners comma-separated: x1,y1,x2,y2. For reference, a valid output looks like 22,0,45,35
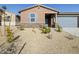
2,12,6,37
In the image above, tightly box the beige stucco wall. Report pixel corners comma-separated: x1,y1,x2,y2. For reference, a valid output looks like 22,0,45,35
1,11,15,26
20,6,57,25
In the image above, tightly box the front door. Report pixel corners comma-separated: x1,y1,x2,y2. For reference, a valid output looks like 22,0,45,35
45,14,55,27
45,14,51,27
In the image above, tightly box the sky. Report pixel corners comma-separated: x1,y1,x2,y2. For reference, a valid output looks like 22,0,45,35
0,4,79,15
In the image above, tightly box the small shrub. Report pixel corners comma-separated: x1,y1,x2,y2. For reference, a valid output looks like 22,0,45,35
56,24,62,32
0,29,2,36
39,24,43,28
46,34,52,39
20,26,24,30
6,26,14,43
41,26,51,34
32,27,36,33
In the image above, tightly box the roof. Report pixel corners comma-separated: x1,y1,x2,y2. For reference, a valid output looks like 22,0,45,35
0,8,4,13
19,4,59,13
59,12,79,15
0,8,5,15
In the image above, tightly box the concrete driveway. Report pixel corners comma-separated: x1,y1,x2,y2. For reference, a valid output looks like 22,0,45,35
63,28,79,37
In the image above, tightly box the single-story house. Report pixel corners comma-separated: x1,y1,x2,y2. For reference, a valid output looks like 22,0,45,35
19,5,79,28
0,9,16,26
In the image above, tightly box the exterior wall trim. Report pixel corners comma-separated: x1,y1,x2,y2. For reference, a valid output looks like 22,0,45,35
28,13,38,23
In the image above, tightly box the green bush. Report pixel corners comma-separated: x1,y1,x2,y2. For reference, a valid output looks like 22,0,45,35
6,26,14,43
56,24,62,32
41,26,51,34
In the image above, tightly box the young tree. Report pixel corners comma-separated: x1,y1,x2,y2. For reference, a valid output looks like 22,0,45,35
2,6,7,36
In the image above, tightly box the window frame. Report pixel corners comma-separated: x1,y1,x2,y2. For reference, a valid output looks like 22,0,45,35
5,16,11,22
29,13,37,23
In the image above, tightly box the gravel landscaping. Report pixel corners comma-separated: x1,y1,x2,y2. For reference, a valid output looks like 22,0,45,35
0,27,79,54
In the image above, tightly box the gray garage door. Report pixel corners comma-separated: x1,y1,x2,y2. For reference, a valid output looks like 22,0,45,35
57,16,77,28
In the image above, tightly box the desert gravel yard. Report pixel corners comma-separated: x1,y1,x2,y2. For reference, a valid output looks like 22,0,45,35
14,28,79,54
0,27,79,54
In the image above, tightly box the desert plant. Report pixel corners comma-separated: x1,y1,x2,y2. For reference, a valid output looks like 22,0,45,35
56,24,62,32
0,28,2,36
19,25,24,30
41,26,51,34
39,24,43,28
6,26,14,43
32,27,36,33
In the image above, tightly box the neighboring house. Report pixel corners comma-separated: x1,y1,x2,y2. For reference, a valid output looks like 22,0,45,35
0,9,16,26
0,9,4,26
19,5,79,28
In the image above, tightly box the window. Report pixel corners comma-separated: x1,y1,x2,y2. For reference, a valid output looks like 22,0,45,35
31,18,35,22
5,16,10,21
30,14,35,17
29,13,37,23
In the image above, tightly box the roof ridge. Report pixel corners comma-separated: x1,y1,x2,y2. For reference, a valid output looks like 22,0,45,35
19,4,59,13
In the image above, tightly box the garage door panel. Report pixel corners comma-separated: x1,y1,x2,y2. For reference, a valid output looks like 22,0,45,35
57,17,77,27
